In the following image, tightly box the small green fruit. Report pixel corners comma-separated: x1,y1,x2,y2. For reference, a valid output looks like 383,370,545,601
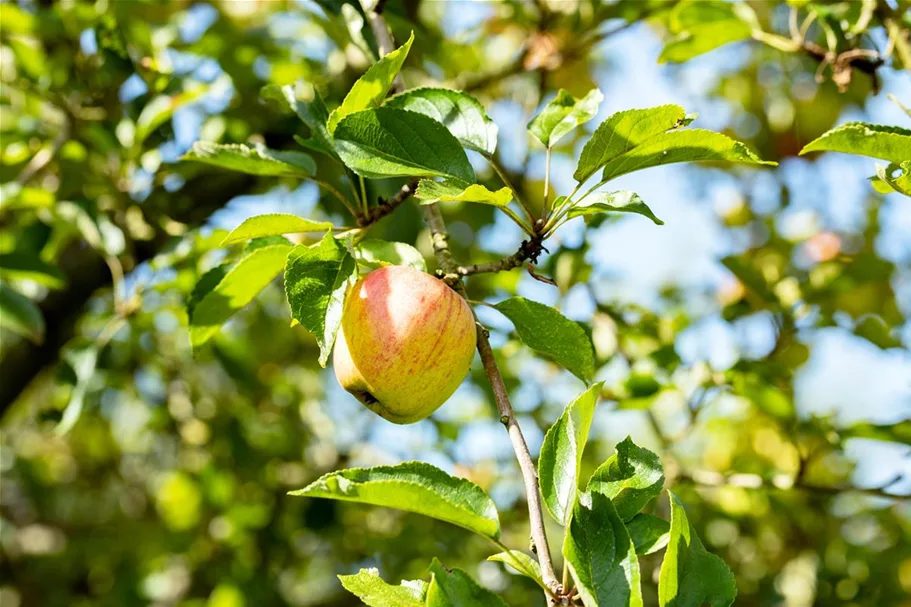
333,265,477,423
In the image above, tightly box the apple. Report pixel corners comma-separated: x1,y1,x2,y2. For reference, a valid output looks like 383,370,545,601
333,265,477,423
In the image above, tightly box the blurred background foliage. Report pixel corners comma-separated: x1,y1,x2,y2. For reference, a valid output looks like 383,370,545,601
1,0,910,606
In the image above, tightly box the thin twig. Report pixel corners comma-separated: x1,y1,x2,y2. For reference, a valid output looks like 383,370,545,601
457,236,545,276
356,179,419,228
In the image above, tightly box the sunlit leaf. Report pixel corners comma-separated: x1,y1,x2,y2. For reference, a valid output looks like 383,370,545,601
487,551,546,592
386,87,498,156
659,0,757,63
563,491,644,607
493,297,595,382
800,122,911,163
338,569,426,607
599,129,775,182
355,239,427,271
587,437,665,521
291,462,501,539
567,190,664,225
627,514,670,556
528,88,603,148
327,31,414,133
221,214,334,245
189,242,292,348
57,343,99,435
426,558,509,607
575,105,687,182
538,383,603,524
415,179,512,207
659,492,737,607
184,142,316,177
874,161,911,197
284,232,356,367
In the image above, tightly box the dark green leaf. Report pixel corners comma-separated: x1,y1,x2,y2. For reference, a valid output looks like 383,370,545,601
426,558,509,607
487,551,546,592
563,491,644,607
327,31,414,133
493,297,595,382
538,383,603,524
188,242,292,348
587,437,665,521
0,252,66,289
221,214,334,246
659,492,737,607
574,105,687,183
184,141,317,177
338,569,426,607
284,232,356,367
262,83,338,159
0,282,45,343
627,514,670,556
800,122,911,163
528,88,603,148
600,129,775,182
567,191,664,225
415,179,512,207
385,87,498,156
334,108,475,182
290,461,501,539
355,239,426,272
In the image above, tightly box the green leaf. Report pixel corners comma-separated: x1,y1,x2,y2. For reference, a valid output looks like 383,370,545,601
290,461,501,539
57,343,99,435
875,161,911,197
184,141,316,177
334,108,475,182
587,437,665,521
627,514,670,556
221,214,334,246
355,239,427,272
528,88,603,148
487,551,546,592
600,129,774,182
567,191,664,226
0,252,66,289
493,297,595,382
659,492,737,607
134,87,207,146
799,122,911,163
0,282,44,343
284,232,357,367
426,558,509,607
338,569,427,607
415,179,512,207
659,0,757,63
538,383,603,525
575,105,687,183
188,242,292,348
262,83,338,159
327,31,414,133
563,491,644,607
385,87,498,156
720,256,777,302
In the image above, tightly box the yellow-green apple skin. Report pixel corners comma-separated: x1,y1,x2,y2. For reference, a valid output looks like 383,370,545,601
333,265,477,424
